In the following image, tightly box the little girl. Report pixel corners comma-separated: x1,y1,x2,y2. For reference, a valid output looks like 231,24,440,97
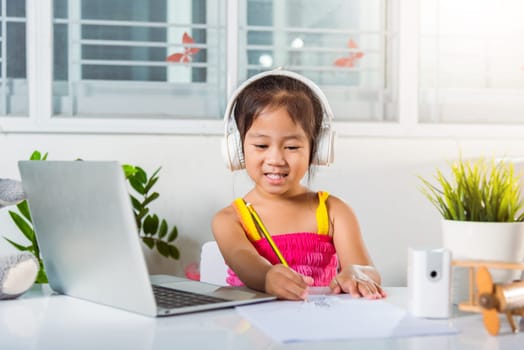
212,69,386,301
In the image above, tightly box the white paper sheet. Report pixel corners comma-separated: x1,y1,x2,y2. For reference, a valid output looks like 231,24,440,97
236,294,458,343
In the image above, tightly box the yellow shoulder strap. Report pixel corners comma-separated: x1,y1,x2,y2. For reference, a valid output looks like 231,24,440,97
232,198,262,241
316,191,330,235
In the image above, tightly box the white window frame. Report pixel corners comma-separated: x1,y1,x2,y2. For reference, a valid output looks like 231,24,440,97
1,0,524,138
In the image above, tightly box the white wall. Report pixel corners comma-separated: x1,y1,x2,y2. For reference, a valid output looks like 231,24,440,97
1,133,524,286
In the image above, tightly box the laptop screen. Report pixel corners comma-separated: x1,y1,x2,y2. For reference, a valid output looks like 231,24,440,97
19,161,158,315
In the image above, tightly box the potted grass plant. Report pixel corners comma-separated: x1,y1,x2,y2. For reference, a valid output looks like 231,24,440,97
419,157,524,303
419,157,524,223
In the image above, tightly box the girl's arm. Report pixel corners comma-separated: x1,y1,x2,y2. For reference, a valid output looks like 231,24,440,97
328,195,386,299
211,206,312,300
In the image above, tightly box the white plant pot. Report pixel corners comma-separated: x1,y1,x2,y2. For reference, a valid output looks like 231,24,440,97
441,219,524,304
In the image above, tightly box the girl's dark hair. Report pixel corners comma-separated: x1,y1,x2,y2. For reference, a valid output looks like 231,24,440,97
233,75,324,166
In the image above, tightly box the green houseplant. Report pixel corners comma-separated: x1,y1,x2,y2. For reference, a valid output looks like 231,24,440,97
123,164,180,259
419,157,524,222
3,151,180,283
419,157,524,303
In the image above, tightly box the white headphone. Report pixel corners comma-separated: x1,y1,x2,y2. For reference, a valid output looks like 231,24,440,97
221,69,335,171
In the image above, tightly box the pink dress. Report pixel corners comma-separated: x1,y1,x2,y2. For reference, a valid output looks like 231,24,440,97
226,192,338,287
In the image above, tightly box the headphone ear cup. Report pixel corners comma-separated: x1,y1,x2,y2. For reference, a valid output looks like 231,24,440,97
222,128,245,171
313,127,335,166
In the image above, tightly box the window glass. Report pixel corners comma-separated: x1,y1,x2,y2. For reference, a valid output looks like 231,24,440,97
52,0,225,119
0,0,28,116
419,0,524,123
239,0,396,122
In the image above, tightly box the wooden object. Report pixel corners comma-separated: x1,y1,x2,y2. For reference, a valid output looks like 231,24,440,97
452,259,524,335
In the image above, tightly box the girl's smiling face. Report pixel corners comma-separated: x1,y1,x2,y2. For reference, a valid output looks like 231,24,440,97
243,106,310,197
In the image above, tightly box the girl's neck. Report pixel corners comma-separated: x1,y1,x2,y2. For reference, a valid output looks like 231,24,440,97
248,186,312,203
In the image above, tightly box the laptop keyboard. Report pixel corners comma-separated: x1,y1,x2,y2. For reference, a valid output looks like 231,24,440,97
152,285,229,309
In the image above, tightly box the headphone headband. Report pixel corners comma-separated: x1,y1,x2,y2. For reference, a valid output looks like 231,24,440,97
222,69,335,171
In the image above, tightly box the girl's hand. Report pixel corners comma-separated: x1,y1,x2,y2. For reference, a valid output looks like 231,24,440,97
265,264,314,300
329,265,387,299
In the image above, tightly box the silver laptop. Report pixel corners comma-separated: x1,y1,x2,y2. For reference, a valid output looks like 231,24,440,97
18,160,275,317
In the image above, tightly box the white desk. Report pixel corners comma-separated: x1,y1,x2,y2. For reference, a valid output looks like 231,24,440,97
1,283,523,350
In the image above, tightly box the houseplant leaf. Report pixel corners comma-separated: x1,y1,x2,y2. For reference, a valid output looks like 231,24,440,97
143,214,159,235
156,240,170,258
158,219,168,238
129,177,146,195
8,211,35,243
142,192,159,207
122,164,138,178
16,200,32,223
142,237,155,249
130,195,142,212
144,175,159,194
168,245,180,259
3,237,30,251
167,226,178,242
